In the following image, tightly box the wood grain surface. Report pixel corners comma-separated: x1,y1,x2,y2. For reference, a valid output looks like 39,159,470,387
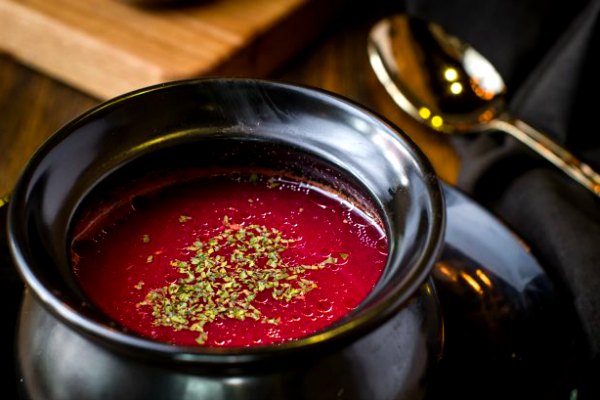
0,0,340,99
0,4,459,197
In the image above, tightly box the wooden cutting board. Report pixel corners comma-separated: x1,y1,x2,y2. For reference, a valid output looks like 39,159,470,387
0,0,340,99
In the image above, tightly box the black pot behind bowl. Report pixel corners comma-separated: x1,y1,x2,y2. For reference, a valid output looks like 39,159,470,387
8,79,445,398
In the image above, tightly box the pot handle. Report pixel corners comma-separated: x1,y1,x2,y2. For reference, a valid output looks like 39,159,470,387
0,193,24,293
1,193,10,247
0,193,23,286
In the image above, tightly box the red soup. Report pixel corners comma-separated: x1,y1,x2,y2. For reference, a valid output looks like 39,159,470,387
72,171,388,347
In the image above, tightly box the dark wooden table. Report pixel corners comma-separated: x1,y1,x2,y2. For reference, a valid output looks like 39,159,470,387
0,6,459,196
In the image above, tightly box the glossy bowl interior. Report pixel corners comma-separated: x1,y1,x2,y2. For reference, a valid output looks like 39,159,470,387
8,79,444,365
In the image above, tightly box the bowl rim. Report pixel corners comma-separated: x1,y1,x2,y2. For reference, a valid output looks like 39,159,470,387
7,77,445,366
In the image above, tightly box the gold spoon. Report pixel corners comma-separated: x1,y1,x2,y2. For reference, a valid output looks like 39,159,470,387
368,14,600,197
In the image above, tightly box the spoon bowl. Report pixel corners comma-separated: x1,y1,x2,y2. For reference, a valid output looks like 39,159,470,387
368,14,600,196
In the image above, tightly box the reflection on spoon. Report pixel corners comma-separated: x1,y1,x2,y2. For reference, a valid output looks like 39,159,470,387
368,14,600,197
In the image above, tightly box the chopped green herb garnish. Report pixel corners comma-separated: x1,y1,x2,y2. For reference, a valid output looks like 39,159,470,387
249,173,258,183
138,218,342,345
146,255,154,263
134,281,145,290
339,252,349,260
179,215,192,223
142,234,151,243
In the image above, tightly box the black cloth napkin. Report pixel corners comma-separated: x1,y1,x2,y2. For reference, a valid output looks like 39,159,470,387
405,0,600,396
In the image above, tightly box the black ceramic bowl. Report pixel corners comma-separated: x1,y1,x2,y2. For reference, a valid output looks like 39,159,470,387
8,78,445,399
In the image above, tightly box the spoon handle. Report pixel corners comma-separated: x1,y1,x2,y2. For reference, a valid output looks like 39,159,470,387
490,118,600,197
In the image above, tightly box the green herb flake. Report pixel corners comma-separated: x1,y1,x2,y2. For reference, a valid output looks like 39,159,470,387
266,178,281,189
249,173,258,183
324,255,337,264
339,252,349,260
134,281,145,290
146,255,154,263
142,234,151,243
195,332,208,345
179,215,192,223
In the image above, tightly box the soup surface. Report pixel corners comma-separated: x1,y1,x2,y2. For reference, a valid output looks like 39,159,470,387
72,172,387,347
